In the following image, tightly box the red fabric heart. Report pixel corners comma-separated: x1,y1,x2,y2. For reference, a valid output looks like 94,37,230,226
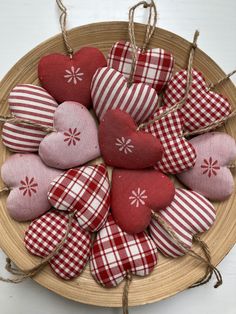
24,211,92,280
98,109,163,169
90,214,158,287
111,168,175,234
38,47,106,107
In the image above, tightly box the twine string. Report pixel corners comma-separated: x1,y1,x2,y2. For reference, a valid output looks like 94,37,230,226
142,0,158,52
122,272,133,314
208,69,236,91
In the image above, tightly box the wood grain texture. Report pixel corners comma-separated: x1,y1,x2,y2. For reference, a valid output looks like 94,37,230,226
0,21,236,307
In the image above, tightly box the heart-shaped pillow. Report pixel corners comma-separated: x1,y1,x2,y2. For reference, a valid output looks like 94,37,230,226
48,164,110,232
90,214,158,287
98,109,163,169
162,69,232,132
91,67,159,123
177,132,236,201
2,84,58,153
1,154,62,221
144,107,197,174
107,41,174,93
39,101,100,169
24,211,92,280
149,188,216,258
38,47,106,107
111,168,175,234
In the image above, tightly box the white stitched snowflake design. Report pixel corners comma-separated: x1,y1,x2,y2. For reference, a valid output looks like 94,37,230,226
64,66,84,85
129,188,147,207
115,137,134,154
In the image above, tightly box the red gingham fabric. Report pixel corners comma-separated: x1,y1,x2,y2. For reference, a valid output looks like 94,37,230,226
24,211,92,280
90,214,158,288
149,188,216,258
107,41,174,93
144,107,197,174
48,164,110,232
162,69,231,132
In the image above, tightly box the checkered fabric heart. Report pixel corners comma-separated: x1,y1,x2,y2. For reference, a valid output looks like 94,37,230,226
90,214,158,288
162,69,231,132
24,211,92,280
149,188,216,258
48,164,110,232
144,107,197,174
107,41,174,93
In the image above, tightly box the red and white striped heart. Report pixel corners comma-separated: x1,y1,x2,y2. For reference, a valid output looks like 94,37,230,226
91,67,159,123
90,214,158,287
108,41,174,93
149,188,216,258
24,211,92,280
2,84,58,153
48,164,110,232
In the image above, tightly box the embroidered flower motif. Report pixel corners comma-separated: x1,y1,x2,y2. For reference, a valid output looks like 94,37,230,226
200,157,220,177
115,137,134,154
19,177,38,197
129,188,148,207
64,128,81,146
64,66,84,85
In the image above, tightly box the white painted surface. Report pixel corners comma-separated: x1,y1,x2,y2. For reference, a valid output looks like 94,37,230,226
0,1,236,313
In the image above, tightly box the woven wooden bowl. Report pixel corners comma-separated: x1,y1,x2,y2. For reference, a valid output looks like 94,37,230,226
0,22,236,307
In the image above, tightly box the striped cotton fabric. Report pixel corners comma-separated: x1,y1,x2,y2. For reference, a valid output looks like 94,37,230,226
91,67,158,124
149,188,216,258
2,84,58,153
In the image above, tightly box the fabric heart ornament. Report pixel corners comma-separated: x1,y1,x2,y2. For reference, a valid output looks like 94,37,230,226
48,164,110,232
1,154,62,221
39,101,100,169
143,107,197,174
162,69,231,132
177,132,236,201
98,109,163,169
90,214,158,287
111,168,175,234
2,84,58,153
25,211,92,280
149,188,216,258
38,47,106,107
91,67,159,123
108,41,174,93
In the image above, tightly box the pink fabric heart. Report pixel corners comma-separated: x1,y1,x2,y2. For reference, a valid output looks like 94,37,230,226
91,67,159,123
1,154,62,221
39,101,100,169
149,188,216,258
177,132,236,201
25,211,92,280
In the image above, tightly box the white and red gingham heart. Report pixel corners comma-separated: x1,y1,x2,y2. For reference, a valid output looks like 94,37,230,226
24,211,92,280
108,41,174,93
149,188,216,258
2,84,58,153
90,214,158,288
91,67,159,124
162,69,231,132
48,164,110,232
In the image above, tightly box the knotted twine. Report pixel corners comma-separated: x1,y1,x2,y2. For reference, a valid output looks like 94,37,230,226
0,213,74,283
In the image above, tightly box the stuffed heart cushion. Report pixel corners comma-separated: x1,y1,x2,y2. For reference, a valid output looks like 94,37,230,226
48,164,110,232
162,69,231,132
177,132,236,201
91,67,159,123
39,101,100,169
90,214,158,287
2,84,58,153
25,211,92,280
111,168,175,234
108,41,174,93
1,154,62,221
99,109,163,169
38,47,106,107
149,188,216,258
